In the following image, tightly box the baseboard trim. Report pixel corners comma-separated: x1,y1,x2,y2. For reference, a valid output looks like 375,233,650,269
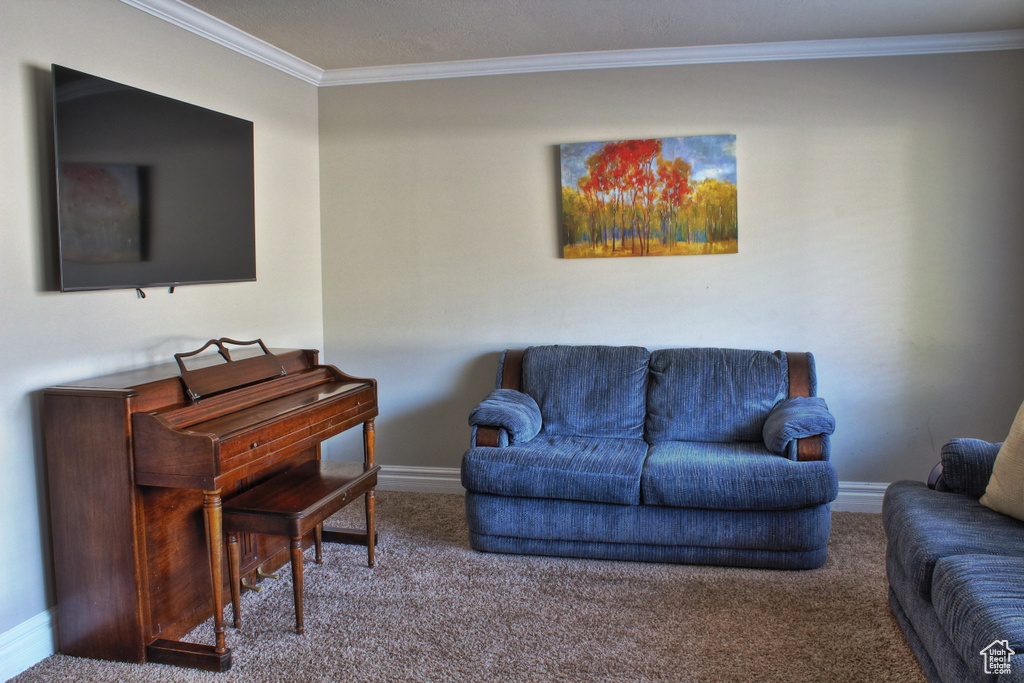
0,608,57,680
378,466,464,494
379,466,888,513
833,481,889,513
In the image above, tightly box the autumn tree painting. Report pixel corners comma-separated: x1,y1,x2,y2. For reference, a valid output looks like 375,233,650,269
560,135,737,258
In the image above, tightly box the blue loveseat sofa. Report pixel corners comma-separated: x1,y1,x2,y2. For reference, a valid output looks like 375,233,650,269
884,440,1024,682
460,345,839,570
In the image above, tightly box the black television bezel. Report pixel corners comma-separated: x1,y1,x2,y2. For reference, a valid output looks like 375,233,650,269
51,64,257,293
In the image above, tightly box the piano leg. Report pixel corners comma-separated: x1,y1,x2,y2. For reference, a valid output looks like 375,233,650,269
364,418,375,469
146,492,234,672
320,418,379,560
202,490,228,655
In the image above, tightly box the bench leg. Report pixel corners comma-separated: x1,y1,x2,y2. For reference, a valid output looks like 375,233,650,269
290,538,304,634
365,489,376,568
227,533,242,628
364,419,376,569
314,524,323,564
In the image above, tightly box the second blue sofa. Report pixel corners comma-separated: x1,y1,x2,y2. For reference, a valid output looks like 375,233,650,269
461,345,838,570
884,439,1024,682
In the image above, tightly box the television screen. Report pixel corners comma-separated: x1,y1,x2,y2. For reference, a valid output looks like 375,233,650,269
52,65,256,292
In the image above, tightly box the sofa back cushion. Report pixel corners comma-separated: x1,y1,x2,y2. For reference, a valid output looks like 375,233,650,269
646,348,789,443
521,345,649,439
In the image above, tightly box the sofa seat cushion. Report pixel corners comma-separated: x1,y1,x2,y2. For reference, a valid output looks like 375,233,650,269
640,441,838,510
521,345,650,439
883,480,1024,602
461,436,648,505
932,554,1024,679
646,348,789,443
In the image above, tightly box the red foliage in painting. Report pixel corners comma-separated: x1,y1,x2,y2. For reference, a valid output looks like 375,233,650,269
580,139,665,255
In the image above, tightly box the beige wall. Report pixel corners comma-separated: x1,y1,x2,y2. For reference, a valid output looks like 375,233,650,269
319,52,1024,481
5,0,1024,658
0,0,323,634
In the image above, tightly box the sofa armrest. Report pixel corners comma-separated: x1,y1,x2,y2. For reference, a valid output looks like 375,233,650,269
784,352,830,461
933,438,1001,497
469,389,541,447
763,396,836,460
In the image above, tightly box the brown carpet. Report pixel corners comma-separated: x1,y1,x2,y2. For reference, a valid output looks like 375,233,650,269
13,491,924,682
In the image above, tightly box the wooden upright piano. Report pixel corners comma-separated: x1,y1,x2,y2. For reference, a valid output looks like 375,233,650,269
42,339,378,671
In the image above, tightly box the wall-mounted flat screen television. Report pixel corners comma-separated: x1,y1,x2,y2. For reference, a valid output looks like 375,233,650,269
52,64,256,292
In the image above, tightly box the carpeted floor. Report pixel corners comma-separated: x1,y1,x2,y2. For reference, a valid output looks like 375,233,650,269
13,491,924,682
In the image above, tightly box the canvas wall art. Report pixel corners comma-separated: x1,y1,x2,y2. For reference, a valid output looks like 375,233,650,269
560,135,737,258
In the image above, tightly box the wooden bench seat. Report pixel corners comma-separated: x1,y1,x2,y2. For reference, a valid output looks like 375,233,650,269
222,459,380,634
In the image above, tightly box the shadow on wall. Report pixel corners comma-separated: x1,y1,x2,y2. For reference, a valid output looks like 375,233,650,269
904,99,1024,458
28,64,60,292
322,350,503,470
29,390,56,612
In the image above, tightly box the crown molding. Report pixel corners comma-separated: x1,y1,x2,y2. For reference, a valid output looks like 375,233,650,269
119,0,324,85
320,29,1024,86
120,1,1024,88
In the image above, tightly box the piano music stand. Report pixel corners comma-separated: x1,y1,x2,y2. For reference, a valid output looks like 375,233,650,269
174,337,286,400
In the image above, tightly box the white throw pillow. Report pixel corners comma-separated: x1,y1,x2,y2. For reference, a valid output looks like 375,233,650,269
980,399,1024,521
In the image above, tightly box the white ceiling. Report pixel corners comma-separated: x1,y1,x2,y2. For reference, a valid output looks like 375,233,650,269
174,0,1024,71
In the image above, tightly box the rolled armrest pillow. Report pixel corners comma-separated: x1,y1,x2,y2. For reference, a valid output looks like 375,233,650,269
468,389,542,445
763,396,836,455
939,438,1001,497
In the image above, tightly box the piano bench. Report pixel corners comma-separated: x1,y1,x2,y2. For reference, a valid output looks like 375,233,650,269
222,459,381,634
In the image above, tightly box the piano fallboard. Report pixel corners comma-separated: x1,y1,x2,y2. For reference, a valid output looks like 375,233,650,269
133,370,377,490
